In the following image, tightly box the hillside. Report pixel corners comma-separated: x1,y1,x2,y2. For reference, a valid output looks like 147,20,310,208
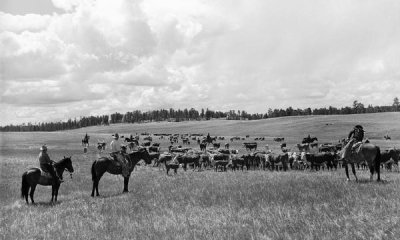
68,112,400,146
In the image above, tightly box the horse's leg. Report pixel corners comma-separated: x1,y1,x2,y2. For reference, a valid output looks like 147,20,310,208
30,185,36,204
345,163,350,181
55,185,60,202
123,175,130,193
375,156,381,182
91,178,97,197
51,185,55,202
351,163,358,181
95,174,103,196
369,164,375,181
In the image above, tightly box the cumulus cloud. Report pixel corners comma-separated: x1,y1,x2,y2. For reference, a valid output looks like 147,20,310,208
1,0,400,125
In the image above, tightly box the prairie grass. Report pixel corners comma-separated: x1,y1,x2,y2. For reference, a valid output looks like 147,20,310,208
1,113,400,239
1,167,400,240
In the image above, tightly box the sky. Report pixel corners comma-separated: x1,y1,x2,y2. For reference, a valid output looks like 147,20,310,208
1,0,400,125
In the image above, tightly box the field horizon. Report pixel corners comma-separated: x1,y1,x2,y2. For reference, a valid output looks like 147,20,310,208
1,112,400,239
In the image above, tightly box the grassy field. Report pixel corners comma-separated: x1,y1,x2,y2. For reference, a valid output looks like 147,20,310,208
1,113,400,239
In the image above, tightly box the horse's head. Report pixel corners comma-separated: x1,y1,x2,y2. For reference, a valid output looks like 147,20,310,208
62,156,74,173
136,147,152,164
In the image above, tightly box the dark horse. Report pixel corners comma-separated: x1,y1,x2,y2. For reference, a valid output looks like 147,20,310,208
21,156,74,204
82,133,90,147
341,141,381,181
91,148,152,197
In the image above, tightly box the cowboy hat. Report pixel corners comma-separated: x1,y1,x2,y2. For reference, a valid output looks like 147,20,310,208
112,133,119,139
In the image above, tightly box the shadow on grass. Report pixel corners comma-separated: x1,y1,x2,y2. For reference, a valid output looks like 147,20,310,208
349,179,390,184
94,191,131,199
31,201,63,207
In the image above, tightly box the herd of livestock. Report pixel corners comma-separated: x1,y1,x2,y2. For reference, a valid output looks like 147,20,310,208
86,133,400,175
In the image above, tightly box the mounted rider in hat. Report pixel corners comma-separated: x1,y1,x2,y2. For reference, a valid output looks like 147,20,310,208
110,133,129,177
38,145,63,184
342,125,365,161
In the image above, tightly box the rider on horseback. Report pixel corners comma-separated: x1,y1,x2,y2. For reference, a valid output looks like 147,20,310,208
38,145,63,184
342,125,365,161
110,133,129,177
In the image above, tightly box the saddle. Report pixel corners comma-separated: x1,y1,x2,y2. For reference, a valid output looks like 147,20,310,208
350,141,363,154
39,168,52,178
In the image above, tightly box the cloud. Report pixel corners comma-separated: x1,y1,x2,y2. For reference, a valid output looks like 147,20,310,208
1,0,400,125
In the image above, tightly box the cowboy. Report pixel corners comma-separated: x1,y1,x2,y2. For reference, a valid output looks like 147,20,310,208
38,145,63,184
110,133,129,177
342,125,365,161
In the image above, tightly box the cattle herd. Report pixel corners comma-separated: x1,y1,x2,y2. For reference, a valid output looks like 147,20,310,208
91,133,400,175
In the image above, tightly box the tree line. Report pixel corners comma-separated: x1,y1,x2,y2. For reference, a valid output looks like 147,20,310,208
1,98,399,132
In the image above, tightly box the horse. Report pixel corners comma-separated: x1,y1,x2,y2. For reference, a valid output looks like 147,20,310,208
82,133,90,147
340,140,381,181
204,135,216,145
97,141,106,152
384,135,391,140
21,156,74,204
91,148,152,197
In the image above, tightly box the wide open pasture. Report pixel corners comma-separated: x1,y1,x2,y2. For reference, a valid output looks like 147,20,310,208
1,113,400,239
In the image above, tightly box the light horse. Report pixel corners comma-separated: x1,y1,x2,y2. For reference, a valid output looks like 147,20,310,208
91,148,152,197
21,156,74,204
340,140,381,181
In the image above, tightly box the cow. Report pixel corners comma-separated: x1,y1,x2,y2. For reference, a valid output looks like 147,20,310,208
143,136,152,142
199,142,207,152
319,144,336,153
211,154,231,172
141,141,151,147
310,142,319,148
174,153,201,171
302,135,318,144
148,146,160,153
273,137,285,142
229,155,246,171
243,142,257,151
265,153,289,171
213,142,221,149
304,152,337,171
381,148,400,171
297,143,310,152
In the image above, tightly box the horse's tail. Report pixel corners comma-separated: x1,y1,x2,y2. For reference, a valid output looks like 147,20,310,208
375,146,381,172
21,172,29,199
91,161,97,182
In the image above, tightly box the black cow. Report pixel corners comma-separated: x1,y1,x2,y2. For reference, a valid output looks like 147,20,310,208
199,142,207,152
212,154,230,172
213,142,221,149
243,142,257,151
305,152,337,171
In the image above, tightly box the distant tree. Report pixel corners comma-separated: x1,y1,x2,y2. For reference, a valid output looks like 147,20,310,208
393,97,399,111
